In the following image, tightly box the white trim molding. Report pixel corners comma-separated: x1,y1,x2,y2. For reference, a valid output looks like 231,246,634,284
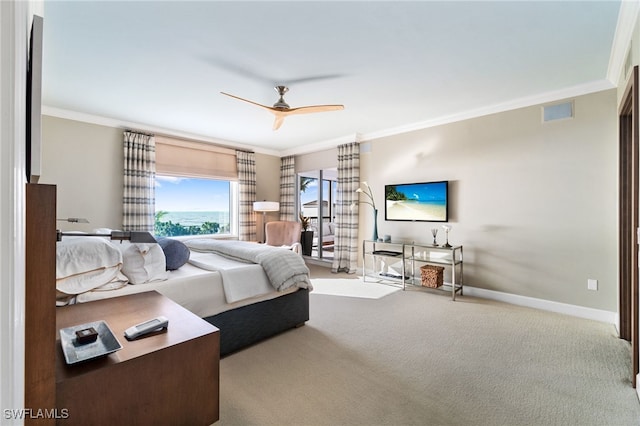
353,266,618,325
463,286,617,325
362,80,614,143
607,0,640,85
0,0,39,421
42,106,282,157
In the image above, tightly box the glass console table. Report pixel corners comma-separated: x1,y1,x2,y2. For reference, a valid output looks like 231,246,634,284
362,240,463,300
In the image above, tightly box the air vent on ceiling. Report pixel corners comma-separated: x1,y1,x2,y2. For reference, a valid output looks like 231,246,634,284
542,101,573,123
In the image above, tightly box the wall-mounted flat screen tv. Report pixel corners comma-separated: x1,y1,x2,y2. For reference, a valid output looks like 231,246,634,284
385,181,448,222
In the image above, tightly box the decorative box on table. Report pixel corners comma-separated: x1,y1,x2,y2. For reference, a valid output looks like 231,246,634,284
420,265,444,288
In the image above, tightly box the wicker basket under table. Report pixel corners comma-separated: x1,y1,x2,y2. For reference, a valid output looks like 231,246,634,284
420,264,444,288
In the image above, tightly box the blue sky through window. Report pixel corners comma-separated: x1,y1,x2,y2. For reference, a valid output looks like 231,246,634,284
155,176,230,212
300,178,318,205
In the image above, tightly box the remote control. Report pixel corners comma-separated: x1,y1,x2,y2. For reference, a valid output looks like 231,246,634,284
124,316,169,340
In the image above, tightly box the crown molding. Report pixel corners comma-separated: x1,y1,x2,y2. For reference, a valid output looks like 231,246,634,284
360,80,615,143
41,105,282,157
607,0,640,85
44,78,614,158
279,133,363,157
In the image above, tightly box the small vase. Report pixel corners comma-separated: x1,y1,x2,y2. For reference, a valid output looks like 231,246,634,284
372,209,379,241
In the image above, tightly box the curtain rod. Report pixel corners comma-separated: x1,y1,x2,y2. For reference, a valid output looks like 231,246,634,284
124,129,154,137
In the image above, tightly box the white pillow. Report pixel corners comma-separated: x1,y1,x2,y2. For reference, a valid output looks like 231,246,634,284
56,237,125,297
116,241,168,284
92,227,114,234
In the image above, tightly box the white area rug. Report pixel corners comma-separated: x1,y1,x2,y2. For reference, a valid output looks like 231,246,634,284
310,277,401,299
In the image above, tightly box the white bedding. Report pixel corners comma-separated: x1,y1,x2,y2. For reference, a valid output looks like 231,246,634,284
59,238,311,319
188,251,273,303
75,262,299,318
185,239,312,292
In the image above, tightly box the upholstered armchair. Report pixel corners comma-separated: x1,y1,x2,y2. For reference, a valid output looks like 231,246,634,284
264,221,303,255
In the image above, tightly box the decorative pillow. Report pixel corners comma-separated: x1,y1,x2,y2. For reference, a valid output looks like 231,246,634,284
116,242,168,284
56,237,125,297
156,237,190,270
92,228,114,234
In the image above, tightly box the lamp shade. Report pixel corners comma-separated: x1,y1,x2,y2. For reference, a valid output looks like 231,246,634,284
253,201,280,212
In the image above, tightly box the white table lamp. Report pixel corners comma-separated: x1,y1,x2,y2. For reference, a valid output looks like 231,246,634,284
253,201,280,243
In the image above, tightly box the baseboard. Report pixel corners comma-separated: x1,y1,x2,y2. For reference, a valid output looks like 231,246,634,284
462,285,617,324
353,267,617,324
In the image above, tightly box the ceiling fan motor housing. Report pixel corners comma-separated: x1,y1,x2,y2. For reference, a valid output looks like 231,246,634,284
273,86,290,109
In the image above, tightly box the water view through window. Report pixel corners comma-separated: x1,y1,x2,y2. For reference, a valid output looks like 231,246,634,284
155,175,232,237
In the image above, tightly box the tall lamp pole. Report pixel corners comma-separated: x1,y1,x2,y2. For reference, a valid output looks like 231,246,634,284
253,201,280,243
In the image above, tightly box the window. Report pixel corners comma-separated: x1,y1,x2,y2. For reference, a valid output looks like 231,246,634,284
155,175,238,237
154,135,239,238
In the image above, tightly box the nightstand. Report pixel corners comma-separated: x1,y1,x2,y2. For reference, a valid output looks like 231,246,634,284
55,291,219,425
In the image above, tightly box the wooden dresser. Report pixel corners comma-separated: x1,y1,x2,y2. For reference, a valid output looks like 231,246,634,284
25,183,57,425
55,291,220,425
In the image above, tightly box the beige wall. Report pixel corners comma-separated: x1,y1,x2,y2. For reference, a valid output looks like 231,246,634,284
296,147,338,173
254,152,281,241
361,89,618,311
40,116,123,232
287,91,618,312
42,88,618,312
40,116,282,234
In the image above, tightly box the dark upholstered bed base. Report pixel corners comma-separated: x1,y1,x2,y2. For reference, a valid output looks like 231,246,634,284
203,288,309,357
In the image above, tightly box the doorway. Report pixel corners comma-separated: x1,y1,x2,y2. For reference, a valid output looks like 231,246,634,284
298,169,337,262
619,65,639,388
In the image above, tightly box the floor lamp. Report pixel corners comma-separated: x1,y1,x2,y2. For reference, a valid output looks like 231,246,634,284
253,201,279,243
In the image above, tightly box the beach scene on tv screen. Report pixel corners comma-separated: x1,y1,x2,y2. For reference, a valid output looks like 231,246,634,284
385,182,447,221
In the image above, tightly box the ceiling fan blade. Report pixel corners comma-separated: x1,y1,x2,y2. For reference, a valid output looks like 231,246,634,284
272,114,286,130
283,74,346,85
271,105,342,130
220,92,273,111
206,57,345,86
222,88,344,131
284,104,345,116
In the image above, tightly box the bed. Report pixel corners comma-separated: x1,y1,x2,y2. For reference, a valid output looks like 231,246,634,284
55,236,312,356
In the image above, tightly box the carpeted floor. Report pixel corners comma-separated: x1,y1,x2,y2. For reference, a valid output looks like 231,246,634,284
218,263,640,425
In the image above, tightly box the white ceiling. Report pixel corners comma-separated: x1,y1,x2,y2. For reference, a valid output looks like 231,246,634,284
42,1,623,155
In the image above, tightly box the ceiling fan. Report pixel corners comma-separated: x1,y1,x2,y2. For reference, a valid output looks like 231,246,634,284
221,86,344,130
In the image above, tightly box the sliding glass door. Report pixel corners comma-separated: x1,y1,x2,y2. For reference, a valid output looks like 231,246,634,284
298,169,337,261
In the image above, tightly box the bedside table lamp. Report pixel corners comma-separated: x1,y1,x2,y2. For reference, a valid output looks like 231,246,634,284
253,201,280,243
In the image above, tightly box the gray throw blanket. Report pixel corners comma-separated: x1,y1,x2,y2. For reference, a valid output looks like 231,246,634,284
185,239,312,292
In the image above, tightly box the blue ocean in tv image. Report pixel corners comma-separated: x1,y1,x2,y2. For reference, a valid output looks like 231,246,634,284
385,182,447,221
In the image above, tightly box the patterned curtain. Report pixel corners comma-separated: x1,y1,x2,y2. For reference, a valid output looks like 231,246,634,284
123,131,155,232
279,156,296,221
236,150,257,241
332,142,360,274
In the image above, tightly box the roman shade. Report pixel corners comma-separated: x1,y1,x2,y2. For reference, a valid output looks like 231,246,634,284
155,135,237,180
